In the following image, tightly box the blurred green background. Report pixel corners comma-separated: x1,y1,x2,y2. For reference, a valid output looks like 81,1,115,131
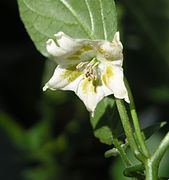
0,0,169,179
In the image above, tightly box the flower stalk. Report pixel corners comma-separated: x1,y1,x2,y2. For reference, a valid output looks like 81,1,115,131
116,92,169,179
115,99,146,163
125,79,150,158
112,137,132,167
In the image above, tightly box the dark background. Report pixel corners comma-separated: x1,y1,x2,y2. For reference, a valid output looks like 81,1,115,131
0,0,169,179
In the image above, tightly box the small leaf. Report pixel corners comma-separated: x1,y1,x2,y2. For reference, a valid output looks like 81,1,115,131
142,121,167,140
104,148,119,158
17,0,117,56
90,97,115,145
104,140,129,158
94,126,113,145
90,97,123,145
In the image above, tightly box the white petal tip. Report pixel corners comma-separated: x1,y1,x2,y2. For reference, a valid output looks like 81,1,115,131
116,31,120,36
46,39,53,45
125,97,130,104
54,32,64,39
112,31,123,49
91,111,95,117
43,85,48,91
114,31,120,41
114,93,130,104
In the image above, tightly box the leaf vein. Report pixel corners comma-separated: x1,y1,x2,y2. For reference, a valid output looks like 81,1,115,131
99,0,107,40
22,0,77,25
84,0,95,37
59,0,93,39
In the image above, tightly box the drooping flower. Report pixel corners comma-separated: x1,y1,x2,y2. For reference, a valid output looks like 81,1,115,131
43,31,129,113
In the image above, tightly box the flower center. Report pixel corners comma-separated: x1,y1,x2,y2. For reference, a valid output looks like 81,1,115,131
76,58,99,81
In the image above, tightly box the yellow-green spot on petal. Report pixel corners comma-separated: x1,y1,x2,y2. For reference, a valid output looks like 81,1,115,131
82,78,89,94
102,66,114,87
105,55,116,61
98,47,106,54
102,74,107,86
68,44,93,60
82,78,98,94
92,78,99,93
68,54,80,60
68,71,82,82
82,44,93,51
98,47,116,61
106,66,114,78
62,66,82,83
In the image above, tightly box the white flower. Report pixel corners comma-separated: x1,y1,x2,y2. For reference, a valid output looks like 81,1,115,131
43,31,129,113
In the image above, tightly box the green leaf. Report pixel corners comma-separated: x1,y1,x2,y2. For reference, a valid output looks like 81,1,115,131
90,97,123,145
142,121,167,140
94,126,113,145
104,141,129,158
17,0,117,56
104,148,119,158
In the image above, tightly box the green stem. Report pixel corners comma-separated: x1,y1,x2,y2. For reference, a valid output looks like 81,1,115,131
152,132,169,165
125,79,150,157
116,99,145,162
145,159,156,180
113,137,131,167
145,132,169,180
152,132,169,174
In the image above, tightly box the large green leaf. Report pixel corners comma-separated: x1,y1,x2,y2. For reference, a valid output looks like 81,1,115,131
90,97,123,145
17,0,117,56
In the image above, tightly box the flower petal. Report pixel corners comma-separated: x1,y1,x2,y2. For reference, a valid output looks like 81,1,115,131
97,63,113,96
46,39,66,57
113,31,122,48
46,38,80,65
76,78,104,112
55,32,82,51
98,32,123,63
43,65,83,92
101,63,129,103
47,32,96,65
111,31,123,62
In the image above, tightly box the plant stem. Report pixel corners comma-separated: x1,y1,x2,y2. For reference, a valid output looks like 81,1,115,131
125,79,150,157
113,137,131,167
145,159,156,180
145,132,169,180
152,132,169,175
116,99,145,162
152,132,169,165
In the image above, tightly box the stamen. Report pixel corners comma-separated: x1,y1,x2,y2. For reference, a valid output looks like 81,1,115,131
76,58,99,81
76,62,88,70
85,62,98,80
